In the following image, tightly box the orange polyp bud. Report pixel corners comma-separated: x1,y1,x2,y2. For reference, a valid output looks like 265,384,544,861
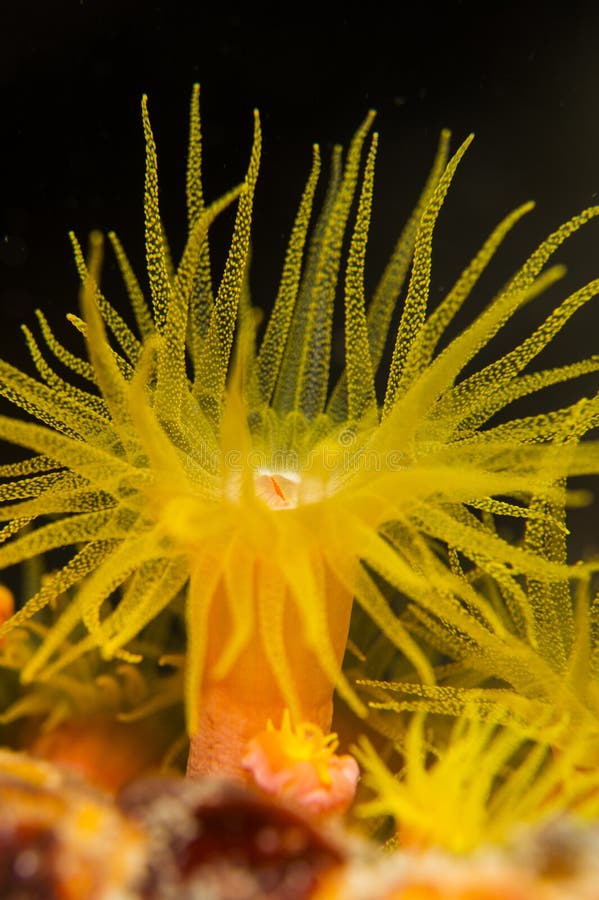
0,584,14,648
241,710,360,817
0,584,14,623
30,717,166,793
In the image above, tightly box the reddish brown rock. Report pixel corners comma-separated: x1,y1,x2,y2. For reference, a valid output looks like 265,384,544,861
119,775,348,899
0,749,147,898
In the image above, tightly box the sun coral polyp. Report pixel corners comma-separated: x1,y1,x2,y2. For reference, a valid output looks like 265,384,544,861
0,85,598,793
242,711,360,817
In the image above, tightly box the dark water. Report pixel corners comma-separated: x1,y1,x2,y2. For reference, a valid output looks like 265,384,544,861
0,1,597,554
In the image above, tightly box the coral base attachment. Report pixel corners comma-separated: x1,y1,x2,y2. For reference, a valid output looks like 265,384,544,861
2,748,599,899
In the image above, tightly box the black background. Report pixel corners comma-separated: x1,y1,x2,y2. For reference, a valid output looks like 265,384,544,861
0,0,597,549
1,2,598,344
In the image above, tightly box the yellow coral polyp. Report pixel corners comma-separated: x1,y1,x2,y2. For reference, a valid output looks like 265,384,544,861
0,85,598,783
355,714,599,854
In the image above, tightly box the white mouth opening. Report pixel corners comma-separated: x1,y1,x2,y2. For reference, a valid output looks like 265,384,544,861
254,468,301,510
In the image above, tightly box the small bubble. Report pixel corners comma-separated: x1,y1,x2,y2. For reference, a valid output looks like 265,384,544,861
280,825,308,855
0,234,28,266
254,825,280,854
13,848,40,879
284,859,313,892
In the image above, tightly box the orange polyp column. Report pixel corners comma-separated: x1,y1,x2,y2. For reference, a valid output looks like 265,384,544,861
185,559,354,782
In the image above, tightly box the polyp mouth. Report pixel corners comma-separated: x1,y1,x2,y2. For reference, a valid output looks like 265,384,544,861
254,469,301,509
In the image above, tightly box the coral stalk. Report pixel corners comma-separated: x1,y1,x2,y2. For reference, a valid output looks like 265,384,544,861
186,562,353,778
